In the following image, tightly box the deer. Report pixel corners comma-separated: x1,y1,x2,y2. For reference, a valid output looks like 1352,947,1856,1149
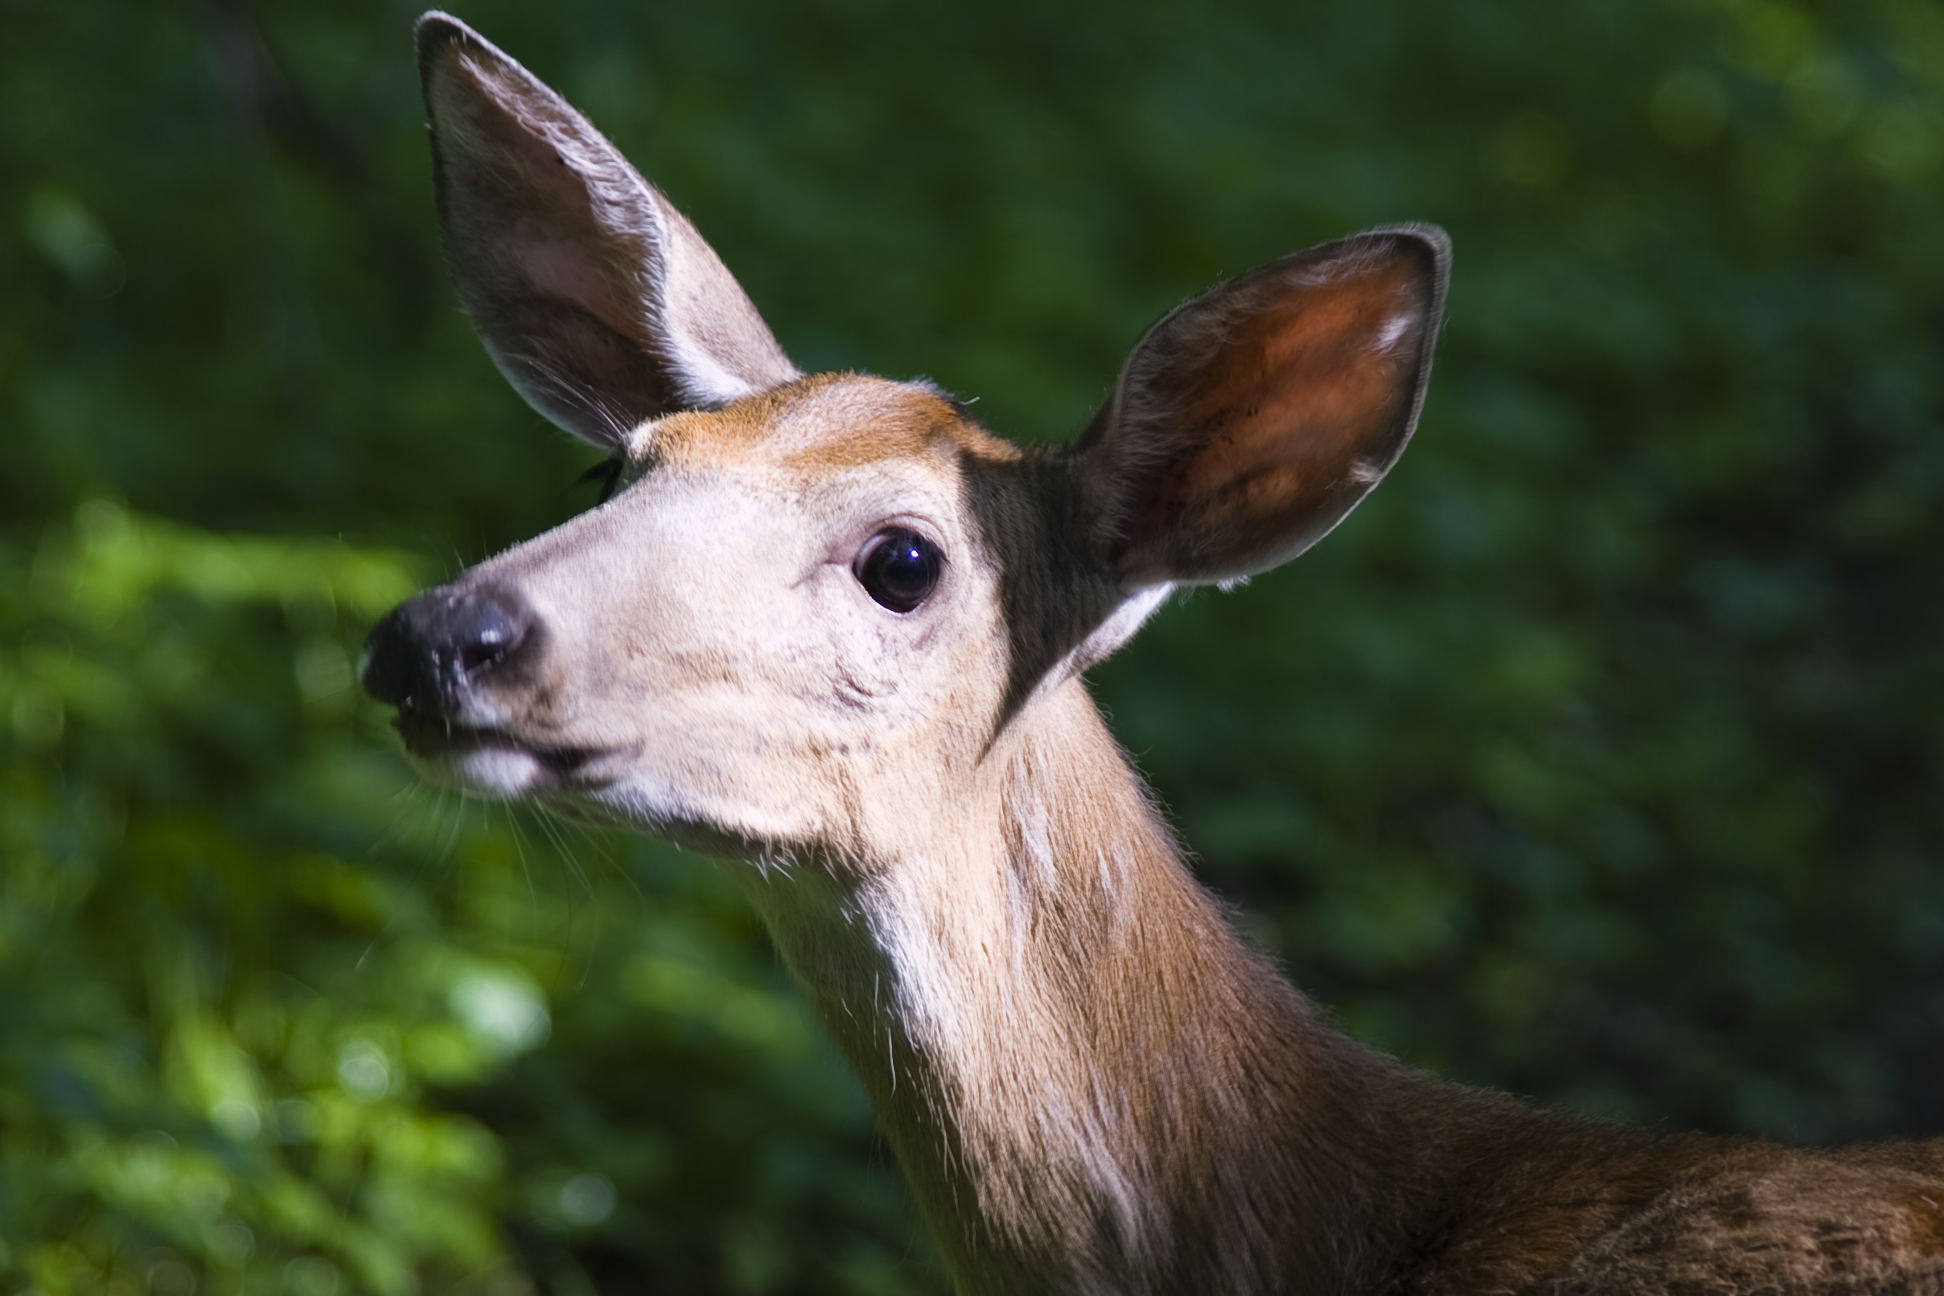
359,13,1944,1295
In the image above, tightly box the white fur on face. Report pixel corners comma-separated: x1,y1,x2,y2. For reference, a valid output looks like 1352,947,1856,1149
451,744,547,796
445,440,1010,865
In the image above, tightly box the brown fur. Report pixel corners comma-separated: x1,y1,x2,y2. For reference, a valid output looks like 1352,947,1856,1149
397,372,1944,1294
646,374,1018,474
373,16,1944,1294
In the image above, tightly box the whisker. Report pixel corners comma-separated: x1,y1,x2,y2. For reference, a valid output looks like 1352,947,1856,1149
502,803,540,916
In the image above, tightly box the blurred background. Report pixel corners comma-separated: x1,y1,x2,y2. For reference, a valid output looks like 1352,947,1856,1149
4,0,1942,1291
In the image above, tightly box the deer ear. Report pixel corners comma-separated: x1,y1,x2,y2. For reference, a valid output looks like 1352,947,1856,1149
1076,226,1448,587
416,12,799,447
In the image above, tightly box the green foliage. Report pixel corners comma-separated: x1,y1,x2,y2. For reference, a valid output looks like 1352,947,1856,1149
0,505,927,1292
3,0,1942,1291
0,504,507,1291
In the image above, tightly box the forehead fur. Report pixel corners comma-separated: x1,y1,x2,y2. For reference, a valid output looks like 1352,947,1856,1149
639,372,1020,474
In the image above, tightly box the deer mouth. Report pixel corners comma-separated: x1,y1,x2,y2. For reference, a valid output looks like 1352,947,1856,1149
391,713,609,796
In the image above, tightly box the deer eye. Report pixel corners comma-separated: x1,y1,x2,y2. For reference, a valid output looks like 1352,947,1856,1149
854,528,943,613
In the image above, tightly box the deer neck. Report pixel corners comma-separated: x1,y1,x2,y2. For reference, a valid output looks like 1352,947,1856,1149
734,678,1425,1295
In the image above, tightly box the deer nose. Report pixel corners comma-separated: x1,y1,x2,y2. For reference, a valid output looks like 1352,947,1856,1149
360,585,536,718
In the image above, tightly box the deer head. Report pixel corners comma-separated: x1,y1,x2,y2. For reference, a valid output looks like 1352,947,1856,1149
363,15,1445,870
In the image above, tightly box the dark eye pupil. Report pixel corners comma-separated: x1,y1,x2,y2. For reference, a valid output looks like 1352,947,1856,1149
855,528,942,613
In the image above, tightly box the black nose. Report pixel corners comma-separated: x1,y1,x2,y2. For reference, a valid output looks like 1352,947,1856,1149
360,584,537,718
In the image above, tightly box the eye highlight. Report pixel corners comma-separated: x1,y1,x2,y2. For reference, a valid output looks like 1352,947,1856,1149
854,528,943,613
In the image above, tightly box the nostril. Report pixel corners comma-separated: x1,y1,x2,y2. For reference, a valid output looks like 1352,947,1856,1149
454,600,524,677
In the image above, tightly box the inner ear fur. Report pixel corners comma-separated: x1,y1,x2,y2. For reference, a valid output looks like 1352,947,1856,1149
1076,226,1450,587
417,12,799,446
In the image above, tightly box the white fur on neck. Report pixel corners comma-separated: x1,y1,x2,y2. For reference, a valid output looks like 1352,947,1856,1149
856,859,1162,1270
